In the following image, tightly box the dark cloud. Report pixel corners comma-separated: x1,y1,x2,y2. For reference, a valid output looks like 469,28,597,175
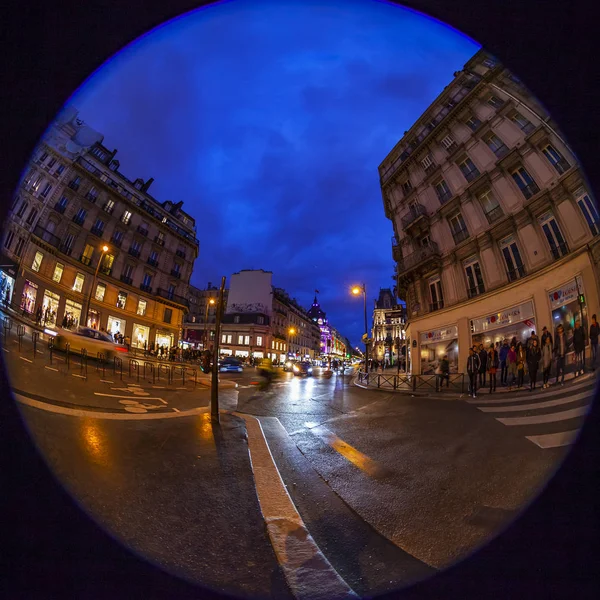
69,0,479,345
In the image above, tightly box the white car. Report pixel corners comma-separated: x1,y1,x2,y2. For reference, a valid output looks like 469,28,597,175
51,327,128,360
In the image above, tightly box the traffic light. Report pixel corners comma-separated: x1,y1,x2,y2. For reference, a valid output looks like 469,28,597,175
578,293,586,305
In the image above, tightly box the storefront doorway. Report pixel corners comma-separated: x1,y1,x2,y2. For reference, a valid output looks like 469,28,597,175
63,299,82,329
20,280,38,315
155,331,174,349
419,325,459,374
42,290,60,326
132,323,150,349
107,315,126,339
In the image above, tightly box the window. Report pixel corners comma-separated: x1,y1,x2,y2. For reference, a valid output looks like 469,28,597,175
244,335,250,345
238,335,244,345
137,299,147,316
511,166,540,199
233,316,240,323
4,230,15,250
256,335,263,346
483,57,497,68
163,308,172,324
458,156,480,182
103,199,115,214
221,334,227,344
226,334,233,344
121,210,132,225
52,262,64,283
542,144,571,175
102,254,114,272
40,183,53,198
31,251,43,272
510,111,535,134
55,164,65,175
142,273,152,287
449,212,469,244
464,257,485,298
16,202,28,218
429,276,444,311
81,244,94,265
57,195,68,210
63,232,75,253
500,235,526,281
92,218,105,234
173,262,181,274
479,189,503,223
576,190,600,236
47,158,57,169
168,284,176,297
257,316,264,324
95,283,106,302
465,115,481,131
487,95,504,109
401,180,413,194
485,133,509,158
420,234,430,247
112,230,124,244
14,237,26,257
25,208,38,226
538,212,569,260
421,154,434,172
156,231,165,243
441,135,457,150
117,291,128,309
434,179,452,204
74,208,87,224
122,263,134,278
149,250,159,262
38,151,48,163
73,273,85,293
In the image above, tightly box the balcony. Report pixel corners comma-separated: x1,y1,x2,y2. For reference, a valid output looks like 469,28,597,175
32,225,60,248
99,265,112,276
171,269,182,279
507,265,526,282
157,288,189,308
492,144,509,159
392,236,402,261
53,202,67,214
400,203,428,229
68,181,80,190
519,182,541,200
437,189,453,205
154,236,165,246
176,249,186,259
429,300,445,312
137,226,149,237
140,284,153,293
72,215,85,226
80,255,92,266
120,275,133,285
85,192,97,203
551,158,571,175
128,247,141,258
484,205,504,224
110,235,123,248
521,122,536,135
59,243,73,256
467,284,486,299
461,167,481,183
452,227,470,245
90,226,105,238
396,240,441,277
147,257,159,267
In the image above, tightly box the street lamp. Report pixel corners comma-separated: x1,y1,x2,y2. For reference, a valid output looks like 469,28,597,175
83,244,109,328
288,327,296,359
203,297,216,350
351,283,369,373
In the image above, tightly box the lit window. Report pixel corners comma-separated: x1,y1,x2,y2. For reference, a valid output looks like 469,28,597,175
227,334,232,344
121,210,132,225
31,251,43,272
256,336,263,346
73,273,85,292
95,283,106,302
244,335,250,345
137,299,147,316
52,262,64,283
117,291,127,309
222,334,227,344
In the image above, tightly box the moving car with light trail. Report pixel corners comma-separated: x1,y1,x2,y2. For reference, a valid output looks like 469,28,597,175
293,361,313,376
50,327,128,360
219,357,244,373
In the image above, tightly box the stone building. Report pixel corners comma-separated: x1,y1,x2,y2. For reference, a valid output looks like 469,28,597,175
371,288,405,364
380,49,599,374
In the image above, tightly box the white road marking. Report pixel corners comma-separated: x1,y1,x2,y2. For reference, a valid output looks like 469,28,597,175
72,374,87,379
44,366,59,372
2,348,9,352
172,407,180,412
496,405,589,426
94,392,166,400
100,379,114,383
525,430,579,448
176,386,186,390
19,356,33,363
477,390,591,413
152,386,166,389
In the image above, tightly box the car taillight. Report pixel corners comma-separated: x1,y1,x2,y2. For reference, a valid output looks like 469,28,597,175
116,346,128,352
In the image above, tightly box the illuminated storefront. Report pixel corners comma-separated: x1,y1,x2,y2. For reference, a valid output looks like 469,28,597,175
549,275,588,352
64,299,82,328
87,309,101,329
155,331,174,349
20,280,38,314
471,301,536,348
0,254,16,307
107,315,126,338
42,290,60,326
132,323,150,349
420,325,458,374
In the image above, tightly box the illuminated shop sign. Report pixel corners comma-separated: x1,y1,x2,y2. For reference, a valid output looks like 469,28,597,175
548,275,584,310
470,301,535,334
420,324,458,344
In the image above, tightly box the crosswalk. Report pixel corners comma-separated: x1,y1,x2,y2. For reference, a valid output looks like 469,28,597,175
466,375,597,449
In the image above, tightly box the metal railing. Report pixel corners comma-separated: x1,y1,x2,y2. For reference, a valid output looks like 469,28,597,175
401,203,428,228
452,227,469,245
32,225,61,248
357,371,465,393
396,241,441,275
484,205,504,224
507,265,526,281
519,182,541,199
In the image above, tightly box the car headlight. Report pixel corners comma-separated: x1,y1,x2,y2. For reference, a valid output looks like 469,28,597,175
308,368,313,373
293,365,299,372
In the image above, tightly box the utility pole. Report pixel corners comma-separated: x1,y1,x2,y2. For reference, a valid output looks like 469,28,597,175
210,276,226,424
575,276,586,371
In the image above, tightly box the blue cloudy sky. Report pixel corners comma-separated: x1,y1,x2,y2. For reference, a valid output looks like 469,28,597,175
66,0,479,346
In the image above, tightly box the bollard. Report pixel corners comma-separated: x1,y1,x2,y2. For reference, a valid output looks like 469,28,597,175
97,352,106,377
65,342,71,369
173,365,185,385
2,317,12,343
113,356,123,380
17,324,25,352
129,359,140,382
80,348,88,376
48,337,54,365
158,363,172,384
143,361,155,384
32,331,39,358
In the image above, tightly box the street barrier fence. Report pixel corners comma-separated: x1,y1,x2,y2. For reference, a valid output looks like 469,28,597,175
357,371,466,394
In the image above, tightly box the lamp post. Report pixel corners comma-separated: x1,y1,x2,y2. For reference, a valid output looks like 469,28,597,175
288,327,296,360
351,283,369,374
211,276,226,424
83,244,108,328
203,297,216,350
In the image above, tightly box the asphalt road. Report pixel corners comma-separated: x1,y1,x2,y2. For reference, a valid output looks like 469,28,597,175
2,322,596,599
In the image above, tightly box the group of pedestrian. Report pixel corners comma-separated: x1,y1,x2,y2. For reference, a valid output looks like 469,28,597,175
34,304,56,327
61,312,78,330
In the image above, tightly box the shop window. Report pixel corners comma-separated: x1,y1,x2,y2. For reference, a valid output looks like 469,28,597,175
576,190,600,236
137,299,147,316
117,291,127,309
73,272,85,293
95,283,106,302
163,307,172,324
538,212,569,260
464,257,485,298
31,251,43,273
500,235,526,281
52,262,64,283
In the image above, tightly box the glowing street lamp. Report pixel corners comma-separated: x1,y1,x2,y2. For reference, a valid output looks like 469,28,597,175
351,283,369,373
288,327,296,357
203,297,216,349
83,244,109,328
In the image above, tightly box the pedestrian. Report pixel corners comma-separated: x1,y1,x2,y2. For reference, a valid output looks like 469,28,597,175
541,326,553,348
488,343,499,393
440,354,450,389
526,338,541,391
124,335,131,351
467,347,481,398
499,339,509,386
516,342,527,389
590,314,599,370
478,343,488,388
573,320,585,376
507,343,517,390
554,324,567,385
526,330,539,350
36,305,43,326
541,335,553,388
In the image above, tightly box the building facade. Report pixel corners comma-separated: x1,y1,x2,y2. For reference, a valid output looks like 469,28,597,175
1,107,199,349
306,295,347,358
380,49,600,375
371,288,406,364
182,282,229,349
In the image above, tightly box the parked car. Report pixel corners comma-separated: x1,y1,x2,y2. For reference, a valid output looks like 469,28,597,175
293,361,313,376
51,326,128,360
219,357,243,373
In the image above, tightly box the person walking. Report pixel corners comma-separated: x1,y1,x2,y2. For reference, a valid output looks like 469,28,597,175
467,347,481,398
35,305,43,327
499,339,509,386
541,326,553,348
488,343,499,393
440,354,450,389
541,335,553,388
526,338,541,391
478,344,488,388
590,314,599,370
507,343,518,390
554,324,567,385
516,342,527,389
573,320,585,376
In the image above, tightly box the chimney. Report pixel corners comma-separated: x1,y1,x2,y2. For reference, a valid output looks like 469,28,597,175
142,177,154,192
207,282,212,289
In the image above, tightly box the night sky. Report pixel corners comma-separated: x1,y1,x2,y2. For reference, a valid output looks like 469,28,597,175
65,0,479,346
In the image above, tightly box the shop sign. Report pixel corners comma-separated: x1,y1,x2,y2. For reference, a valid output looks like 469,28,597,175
548,275,584,310
420,324,458,344
471,301,535,334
